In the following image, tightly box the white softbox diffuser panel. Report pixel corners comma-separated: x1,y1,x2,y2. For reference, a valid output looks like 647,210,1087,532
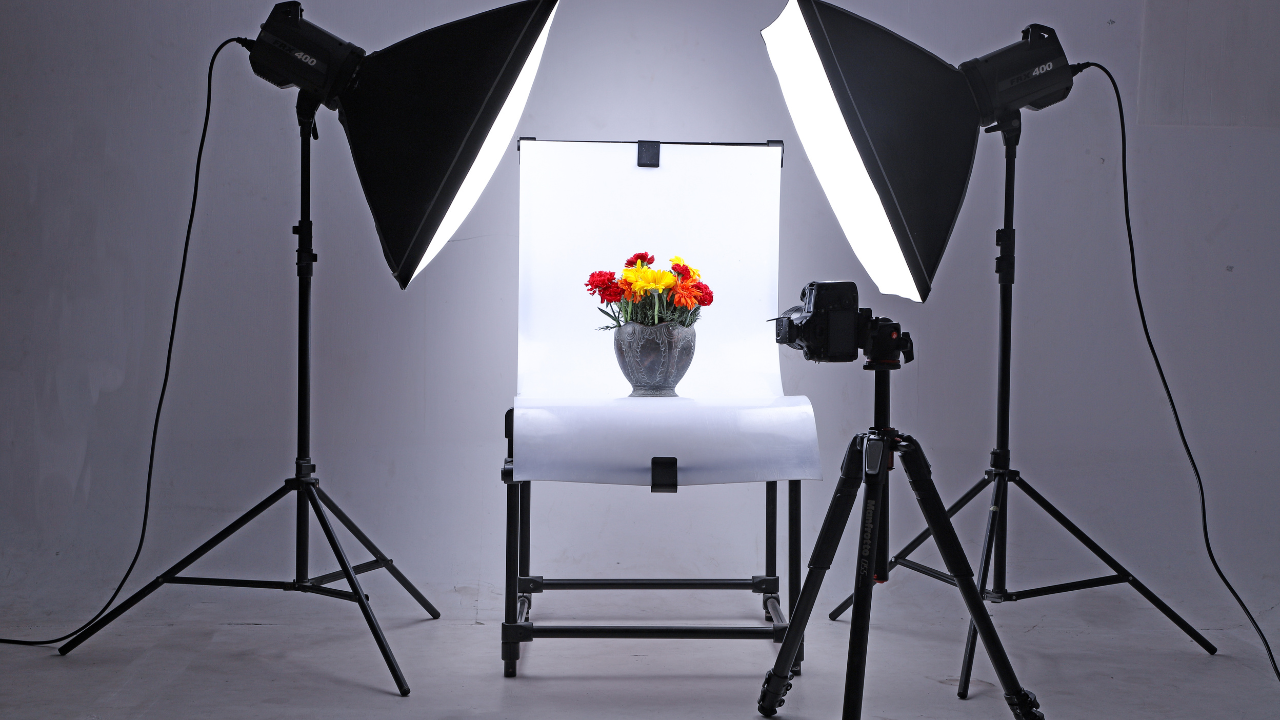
515,140,820,485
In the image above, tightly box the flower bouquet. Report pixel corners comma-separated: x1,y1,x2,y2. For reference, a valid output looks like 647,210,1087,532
584,253,714,397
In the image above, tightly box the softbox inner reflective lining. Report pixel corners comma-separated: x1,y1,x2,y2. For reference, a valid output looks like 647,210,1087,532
775,0,980,302
337,0,556,288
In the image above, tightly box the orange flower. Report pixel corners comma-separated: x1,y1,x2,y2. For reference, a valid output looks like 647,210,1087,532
618,276,644,302
670,277,703,309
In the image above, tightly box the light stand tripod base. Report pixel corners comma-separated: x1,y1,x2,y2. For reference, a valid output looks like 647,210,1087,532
58,477,436,697
59,94,439,697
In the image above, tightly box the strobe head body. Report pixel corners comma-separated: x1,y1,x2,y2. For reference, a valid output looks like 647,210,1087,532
249,1,366,110
775,281,913,368
959,23,1073,127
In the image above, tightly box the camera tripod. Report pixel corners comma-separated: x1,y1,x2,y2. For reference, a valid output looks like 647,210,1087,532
758,340,1043,720
828,111,1216,697
56,94,440,696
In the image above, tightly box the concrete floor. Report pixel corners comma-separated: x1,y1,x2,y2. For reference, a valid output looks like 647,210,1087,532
3,565,1277,720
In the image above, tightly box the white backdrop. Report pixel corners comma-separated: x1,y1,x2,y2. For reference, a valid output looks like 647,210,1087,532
517,140,783,399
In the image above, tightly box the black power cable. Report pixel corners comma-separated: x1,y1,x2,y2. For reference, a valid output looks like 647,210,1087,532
1072,61,1279,684
0,37,254,648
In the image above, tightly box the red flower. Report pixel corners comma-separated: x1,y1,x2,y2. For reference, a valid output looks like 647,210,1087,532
624,252,655,268
586,270,625,304
585,270,618,302
691,281,713,306
671,263,691,278
585,270,615,292
599,284,624,303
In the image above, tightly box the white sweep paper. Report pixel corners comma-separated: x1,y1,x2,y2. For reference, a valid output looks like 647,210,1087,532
515,140,820,485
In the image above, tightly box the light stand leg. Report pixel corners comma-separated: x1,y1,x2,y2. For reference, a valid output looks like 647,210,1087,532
59,484,293,655
316,487,441,618
1011,476,1217,654
306,486,410,696
958,472,1001,698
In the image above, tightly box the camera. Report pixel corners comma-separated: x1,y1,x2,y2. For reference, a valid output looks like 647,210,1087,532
774,281,913,367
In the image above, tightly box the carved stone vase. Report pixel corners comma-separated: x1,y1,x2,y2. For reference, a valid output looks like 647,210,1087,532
613,321,696,397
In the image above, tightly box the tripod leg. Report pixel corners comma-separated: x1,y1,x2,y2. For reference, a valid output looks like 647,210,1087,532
788,479,803,674
829,475,992,620
758,436,865,717
959,474,1002,698
842,468,887,720
306,486,410,697
1010,476,1217,654
897,438,1042,720
59,484,293,655
316,487,441,619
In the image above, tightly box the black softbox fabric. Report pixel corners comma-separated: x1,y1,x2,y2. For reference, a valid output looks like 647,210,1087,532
337,0,556,288
800,0,980,302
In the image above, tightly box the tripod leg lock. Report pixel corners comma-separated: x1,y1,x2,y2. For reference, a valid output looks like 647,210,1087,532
756,668,793,717
1004,688,1043,719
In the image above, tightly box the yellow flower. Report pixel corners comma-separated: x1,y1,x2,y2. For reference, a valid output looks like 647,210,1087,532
625,265,676,295
669,255,700,280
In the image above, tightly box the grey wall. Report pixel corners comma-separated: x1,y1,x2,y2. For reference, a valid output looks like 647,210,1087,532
1,0,1276,669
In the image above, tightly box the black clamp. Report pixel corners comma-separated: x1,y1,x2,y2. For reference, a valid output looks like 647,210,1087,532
501,458,514,484
651,457,677,493
294,222,317,277
751,575,780,594
637,140,660,168
995,228,1015,285
501,621,534,643
517,576,544,593
989,449,1010,471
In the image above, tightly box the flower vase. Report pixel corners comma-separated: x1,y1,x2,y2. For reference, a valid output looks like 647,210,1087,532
613,322,696,397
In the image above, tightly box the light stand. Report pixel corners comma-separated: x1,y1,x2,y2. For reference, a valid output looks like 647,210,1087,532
757,313,1043,720
828,112,1218,697
57,94,440,697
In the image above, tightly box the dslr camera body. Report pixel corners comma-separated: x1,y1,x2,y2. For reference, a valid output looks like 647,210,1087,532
775,281,913,367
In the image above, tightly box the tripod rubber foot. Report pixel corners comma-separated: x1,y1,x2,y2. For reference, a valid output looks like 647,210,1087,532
757,669,792,717
1005,689,1043,719
503,660,517,678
